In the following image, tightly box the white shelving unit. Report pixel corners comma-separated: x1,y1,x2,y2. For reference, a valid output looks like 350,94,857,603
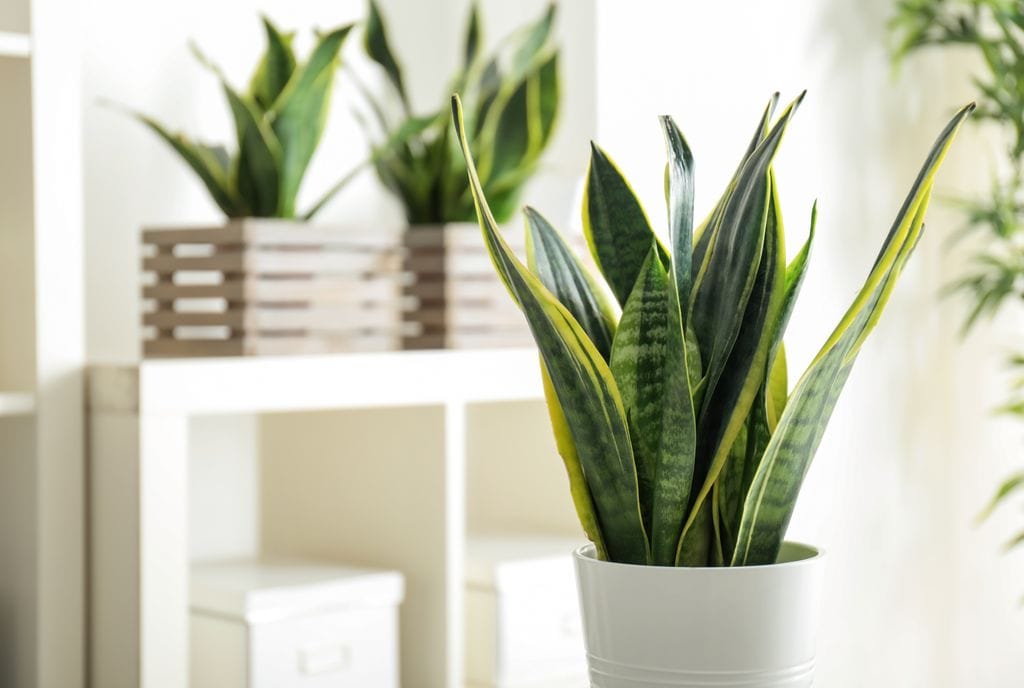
89,348,580,688
0,0,85,687
0,31,30,57
0,391,35,415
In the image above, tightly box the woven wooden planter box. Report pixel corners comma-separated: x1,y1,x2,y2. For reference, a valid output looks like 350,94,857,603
141,220,404,358
401,223,533,350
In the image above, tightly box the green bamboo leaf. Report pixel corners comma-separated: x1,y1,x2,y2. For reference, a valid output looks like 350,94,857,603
977,472,1024,523
583,142,665,306
453,95,648,563
271,24,352,217
365,0,409,112
223,84,282,217
525,206,617,360
732,103,974,566
248,17,297,111
133,113,241,216
661,115,696,308
541,363,608,560
1004,530,1024,553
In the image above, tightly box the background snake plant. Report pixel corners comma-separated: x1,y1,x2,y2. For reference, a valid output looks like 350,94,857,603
356,1,559,224
128,17,353,220
453,92,973,566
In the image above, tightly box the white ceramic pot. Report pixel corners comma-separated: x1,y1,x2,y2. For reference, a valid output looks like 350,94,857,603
573,542,825,688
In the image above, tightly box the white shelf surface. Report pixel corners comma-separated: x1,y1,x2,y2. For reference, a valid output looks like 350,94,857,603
0,391,34,416
0,32,30,58
91,347,545,415
89,346,549,687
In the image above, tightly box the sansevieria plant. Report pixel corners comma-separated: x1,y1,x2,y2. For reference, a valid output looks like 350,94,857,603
129,18,353,220
356,1,559,224
452,93,973,567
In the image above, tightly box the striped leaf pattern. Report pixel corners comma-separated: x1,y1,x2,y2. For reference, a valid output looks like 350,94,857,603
453,92,973,566
454,97,648,564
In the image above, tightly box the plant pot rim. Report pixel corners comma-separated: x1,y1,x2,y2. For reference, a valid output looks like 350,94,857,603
573,541,824,572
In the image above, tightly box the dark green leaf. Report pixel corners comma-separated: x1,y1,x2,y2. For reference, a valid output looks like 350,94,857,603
583,142,663,306
271,24,352,217
660,115,696,309
732,103,974,565
464,2,481,68
525,206,617,360
223,84,281,217
689,94,803,411
454,95,649,564
133,113,241,216
248,17,297,111
365,0,409,111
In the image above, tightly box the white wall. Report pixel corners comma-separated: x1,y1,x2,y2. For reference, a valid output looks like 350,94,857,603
593,1,1024,686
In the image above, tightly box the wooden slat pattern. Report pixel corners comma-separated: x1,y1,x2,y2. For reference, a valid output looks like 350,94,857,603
142,221,587,357
141,220,404,358
401,224,534,350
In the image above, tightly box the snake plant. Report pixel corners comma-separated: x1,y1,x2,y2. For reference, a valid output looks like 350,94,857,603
356,1,559,224
453,92,973,566
129,18,353,219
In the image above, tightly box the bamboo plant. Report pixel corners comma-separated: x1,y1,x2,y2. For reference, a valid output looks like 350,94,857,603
129,18,353,219
356,1,559,224
452,92,973,566
892,0,1024,575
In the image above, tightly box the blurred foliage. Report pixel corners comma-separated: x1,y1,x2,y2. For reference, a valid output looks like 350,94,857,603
356,1,560,225
129,18,354,220
892,0,1024,573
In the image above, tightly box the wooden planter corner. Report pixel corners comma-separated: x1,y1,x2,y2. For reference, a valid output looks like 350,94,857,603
401,223,532,350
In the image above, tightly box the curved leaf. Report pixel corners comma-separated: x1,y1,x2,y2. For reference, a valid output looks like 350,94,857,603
541,363,608,559
732,102,974,566
133,114,241,216
453,95,648,564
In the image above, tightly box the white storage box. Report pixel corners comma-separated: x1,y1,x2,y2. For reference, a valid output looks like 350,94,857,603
190,559,404,688
465,535,589,688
